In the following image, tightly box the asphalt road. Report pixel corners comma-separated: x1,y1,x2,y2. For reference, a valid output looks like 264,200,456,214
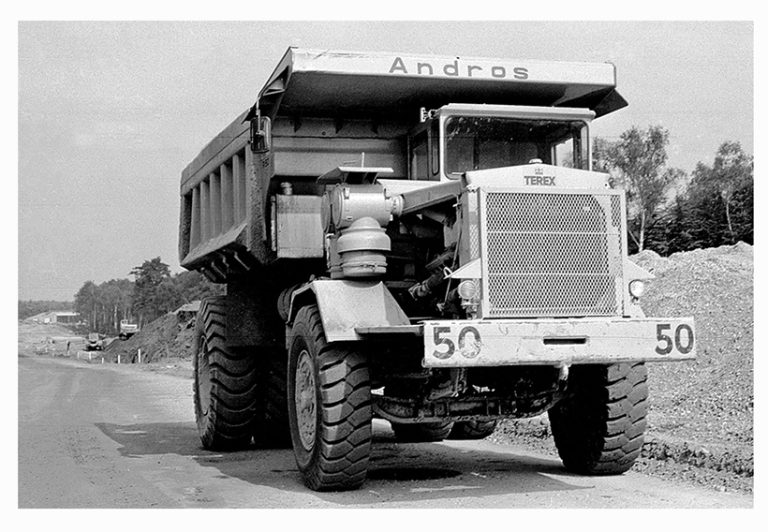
18,355,752,509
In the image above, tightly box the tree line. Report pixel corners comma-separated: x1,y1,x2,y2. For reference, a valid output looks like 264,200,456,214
595,128,752,255
73,258,222,335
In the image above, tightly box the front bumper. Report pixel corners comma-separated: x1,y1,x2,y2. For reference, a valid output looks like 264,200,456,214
422,317,695,367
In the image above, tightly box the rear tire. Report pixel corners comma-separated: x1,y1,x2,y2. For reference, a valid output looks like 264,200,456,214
548,362,648,475
448,420,498,440
287,305,372,491
193,296,259,451
392,421,454,442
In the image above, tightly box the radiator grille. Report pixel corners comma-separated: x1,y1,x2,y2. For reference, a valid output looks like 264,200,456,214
482,191,624,318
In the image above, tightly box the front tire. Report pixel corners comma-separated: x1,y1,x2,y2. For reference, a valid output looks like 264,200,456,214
287,305,372,491
548,362,648,475
194,297,260,451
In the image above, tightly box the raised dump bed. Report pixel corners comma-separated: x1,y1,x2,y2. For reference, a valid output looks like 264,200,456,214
179,48,627,277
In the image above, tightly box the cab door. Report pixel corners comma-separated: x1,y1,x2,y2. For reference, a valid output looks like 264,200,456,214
408,119,441,181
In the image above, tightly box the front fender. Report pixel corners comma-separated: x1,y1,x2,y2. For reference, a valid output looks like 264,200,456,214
288,280,410,343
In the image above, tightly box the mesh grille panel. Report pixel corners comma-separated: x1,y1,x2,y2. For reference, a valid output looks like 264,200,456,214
469,216,481,259
483,191,623,317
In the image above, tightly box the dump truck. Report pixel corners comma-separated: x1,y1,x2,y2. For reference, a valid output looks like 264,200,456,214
178,48,696,491
85,332,103,351
118,319,138,340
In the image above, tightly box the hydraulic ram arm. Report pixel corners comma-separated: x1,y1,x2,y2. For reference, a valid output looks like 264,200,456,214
393,180,463,215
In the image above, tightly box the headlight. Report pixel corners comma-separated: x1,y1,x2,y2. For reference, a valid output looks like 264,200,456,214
457,280,479,300
629,280,645,298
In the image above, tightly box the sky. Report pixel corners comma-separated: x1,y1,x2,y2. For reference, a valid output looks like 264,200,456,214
17,19,754,301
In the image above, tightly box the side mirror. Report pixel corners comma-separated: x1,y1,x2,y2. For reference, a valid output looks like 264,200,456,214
250,116,271,153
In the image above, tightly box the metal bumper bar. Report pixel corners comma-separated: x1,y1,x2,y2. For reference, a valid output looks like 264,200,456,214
418,317,695,367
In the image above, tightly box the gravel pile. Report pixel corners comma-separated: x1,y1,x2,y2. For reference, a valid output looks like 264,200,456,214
105,312,197,363
633,243,753,482
492,243,754,492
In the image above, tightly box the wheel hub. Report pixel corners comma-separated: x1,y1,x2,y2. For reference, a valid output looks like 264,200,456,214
295,349,318,451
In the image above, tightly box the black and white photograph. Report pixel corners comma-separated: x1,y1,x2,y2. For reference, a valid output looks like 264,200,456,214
12,7,757,521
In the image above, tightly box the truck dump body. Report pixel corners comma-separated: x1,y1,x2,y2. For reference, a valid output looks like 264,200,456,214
178,113,252,270
179,48,627,271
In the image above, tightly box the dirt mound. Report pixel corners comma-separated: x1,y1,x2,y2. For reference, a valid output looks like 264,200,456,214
634,242,753,451
105,312,197,363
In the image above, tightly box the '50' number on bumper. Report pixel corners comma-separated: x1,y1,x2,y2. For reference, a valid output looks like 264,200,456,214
655,323,695,355
432,326,483,360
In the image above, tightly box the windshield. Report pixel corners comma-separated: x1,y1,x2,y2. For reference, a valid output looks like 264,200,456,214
444,116,589,176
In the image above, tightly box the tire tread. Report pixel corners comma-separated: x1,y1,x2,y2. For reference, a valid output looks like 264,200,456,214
548,362,648,475
194,297,259,451
289,305,372,491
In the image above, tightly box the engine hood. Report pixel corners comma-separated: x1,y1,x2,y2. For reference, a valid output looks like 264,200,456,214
464,164,612,190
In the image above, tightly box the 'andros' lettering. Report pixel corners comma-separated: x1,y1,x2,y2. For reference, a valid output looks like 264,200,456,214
389,56,529,79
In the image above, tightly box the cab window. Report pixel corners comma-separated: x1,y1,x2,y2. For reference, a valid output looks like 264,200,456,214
444,116,589,176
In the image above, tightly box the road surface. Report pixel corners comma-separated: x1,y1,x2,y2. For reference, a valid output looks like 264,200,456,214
18,355,752,509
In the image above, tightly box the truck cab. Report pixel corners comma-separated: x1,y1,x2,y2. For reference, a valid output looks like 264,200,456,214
410,104,592,182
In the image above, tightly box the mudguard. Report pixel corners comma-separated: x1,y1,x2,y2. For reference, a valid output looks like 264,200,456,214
288,280,410,342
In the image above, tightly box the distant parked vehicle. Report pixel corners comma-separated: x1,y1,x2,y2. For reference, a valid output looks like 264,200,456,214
118,319,138,340
85,333,103,351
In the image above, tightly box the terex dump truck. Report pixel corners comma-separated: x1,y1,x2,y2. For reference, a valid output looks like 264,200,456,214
179,48,695,491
